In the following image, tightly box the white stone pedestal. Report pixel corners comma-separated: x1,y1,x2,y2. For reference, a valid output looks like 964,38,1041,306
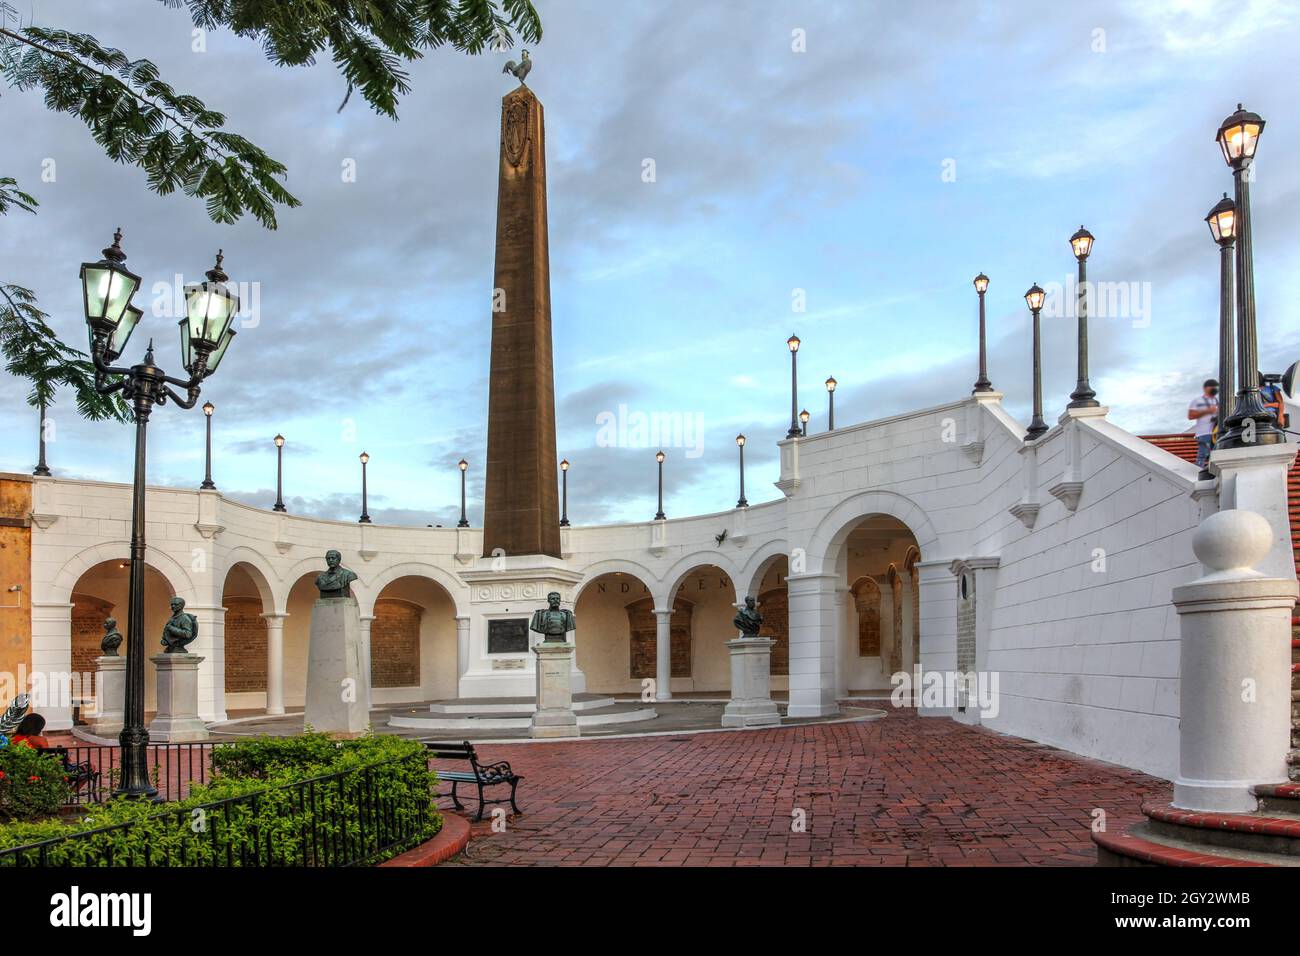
722,637,781,728
1172,509,1298,812
91,655,124,737
530,642,579,738
306,596,369,736
148,653,209,742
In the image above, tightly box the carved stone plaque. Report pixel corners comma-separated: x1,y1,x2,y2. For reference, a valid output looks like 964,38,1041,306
488,617,530,654
503,100,529,167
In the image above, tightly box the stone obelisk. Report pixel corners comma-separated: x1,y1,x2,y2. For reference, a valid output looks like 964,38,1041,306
482,83,562,558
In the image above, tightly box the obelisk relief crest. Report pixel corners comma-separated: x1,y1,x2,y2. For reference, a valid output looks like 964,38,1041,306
503,98,530,167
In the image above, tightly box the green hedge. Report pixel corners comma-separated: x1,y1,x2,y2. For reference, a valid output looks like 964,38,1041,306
0,745,72,821
0,733,440,866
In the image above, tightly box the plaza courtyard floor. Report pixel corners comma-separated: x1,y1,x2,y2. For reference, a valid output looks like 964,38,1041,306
435,709,1170,866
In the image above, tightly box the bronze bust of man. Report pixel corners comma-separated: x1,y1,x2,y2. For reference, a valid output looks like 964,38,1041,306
529,591,576,643
734,596,763,637
315,549,358,599
101,617,123,656
160,597,198,653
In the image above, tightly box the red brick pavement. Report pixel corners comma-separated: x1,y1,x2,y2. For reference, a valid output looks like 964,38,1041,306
442,710,1170,866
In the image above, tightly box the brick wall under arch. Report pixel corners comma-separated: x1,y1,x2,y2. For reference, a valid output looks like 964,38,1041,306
224,596,267,693
757,586,789,676
71,592,114,699
626,596,692,679
851,576,882,656
372,597,421,688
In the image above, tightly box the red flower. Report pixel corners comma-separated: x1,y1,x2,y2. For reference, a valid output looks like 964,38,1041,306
28,775,39,782
0,770,6,780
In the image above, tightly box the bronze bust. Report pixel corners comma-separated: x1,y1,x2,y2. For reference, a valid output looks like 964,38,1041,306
101,617,123,656
529,591,575,643
160,597,198,653
734,596,763,637
315,549,358,599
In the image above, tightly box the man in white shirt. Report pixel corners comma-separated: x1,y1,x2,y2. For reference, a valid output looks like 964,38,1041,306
1188,379,1219,468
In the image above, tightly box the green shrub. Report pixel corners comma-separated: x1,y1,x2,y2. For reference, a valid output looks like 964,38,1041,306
0,745,72,821
0,734,439,866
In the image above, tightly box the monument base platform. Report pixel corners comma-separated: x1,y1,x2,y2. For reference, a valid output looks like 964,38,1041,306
388,698,657,732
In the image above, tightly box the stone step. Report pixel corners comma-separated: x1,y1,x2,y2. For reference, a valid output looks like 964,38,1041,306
388,702,658,732
1254,782,1300,816
426,694,616,715
1094,790,1300,866
1142,803,1300,858
1095,822,1295,867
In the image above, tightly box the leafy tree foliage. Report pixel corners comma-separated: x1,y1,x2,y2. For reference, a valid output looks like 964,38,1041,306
0,179,129,424
0,0,542,228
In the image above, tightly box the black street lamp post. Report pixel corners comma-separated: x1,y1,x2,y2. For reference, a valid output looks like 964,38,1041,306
273,434,286,511
654,450,666,520
80,231,238,799
1206,193,1237,477
200,401,216,489
1025,283,1048,441
457,459,470,527
735,434,748,508
786,334,801,438
1215,104,1281,449
1067,226,1099,408
972,273,993,393
358,451,371,523
799,409,810,437
33,401,53,476
559,458,570,527
825,377,837,430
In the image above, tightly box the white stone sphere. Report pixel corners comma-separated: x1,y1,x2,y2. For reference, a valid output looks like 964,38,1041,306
1191,509,1273,573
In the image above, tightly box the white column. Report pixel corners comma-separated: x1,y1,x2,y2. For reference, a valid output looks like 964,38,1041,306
834,586,850,700
653,607,673,701
786,572,839,718
1172,509,1298,812
915,560,957,717
898,574,916,675
454,615,471,698
29,601,74,729
358,614,375,716
262,612,287,715
187,604,227,723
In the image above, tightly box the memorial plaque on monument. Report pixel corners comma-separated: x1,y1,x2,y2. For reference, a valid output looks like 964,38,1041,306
488,618,530,654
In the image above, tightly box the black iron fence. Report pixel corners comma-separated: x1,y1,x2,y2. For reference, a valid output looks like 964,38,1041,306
45,741,225,805
1,751,434,867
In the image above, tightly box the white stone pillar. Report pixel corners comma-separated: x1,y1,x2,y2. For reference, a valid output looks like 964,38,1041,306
915,560,957,717
305,596,368,736
898,574,916,675
530,642,579,738
29,601,74,730
834,586,850,700
1212,443,1298,580
262,612,287,715
454,615,471,696
149,652,209,742
91,655,125,737
653,607,673,701
358,614,375,718
187,604,227,723
1172,509,1297,812
721,636,781,727
786,572,839,718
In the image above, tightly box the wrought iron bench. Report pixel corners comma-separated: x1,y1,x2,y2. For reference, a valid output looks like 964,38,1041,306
424,741,522,822
37,746,102,803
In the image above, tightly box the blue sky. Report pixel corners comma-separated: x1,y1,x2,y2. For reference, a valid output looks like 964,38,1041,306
2,0,1299,526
